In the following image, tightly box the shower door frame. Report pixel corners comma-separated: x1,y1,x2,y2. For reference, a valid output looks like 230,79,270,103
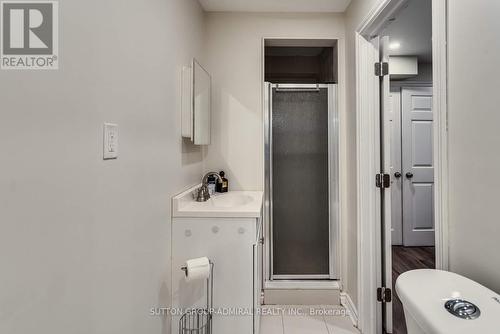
264,83,340,281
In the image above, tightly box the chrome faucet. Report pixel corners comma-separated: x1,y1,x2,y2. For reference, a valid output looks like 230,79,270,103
196,172,223,202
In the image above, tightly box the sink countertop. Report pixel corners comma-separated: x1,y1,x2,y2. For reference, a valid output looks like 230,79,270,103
172,185,263,218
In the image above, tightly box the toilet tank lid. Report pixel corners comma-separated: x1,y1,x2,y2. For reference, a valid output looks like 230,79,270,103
395,269,500,333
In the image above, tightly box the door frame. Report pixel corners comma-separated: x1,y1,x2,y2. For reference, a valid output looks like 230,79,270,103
355,0,448,333
260,37,346,291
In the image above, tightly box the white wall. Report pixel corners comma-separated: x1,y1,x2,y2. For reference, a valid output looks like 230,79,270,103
203,12,357,305
447,0,500,293
391,62,433,82
0,0,206,333
204,12,345,190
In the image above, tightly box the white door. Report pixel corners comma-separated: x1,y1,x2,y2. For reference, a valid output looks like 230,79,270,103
376,36,393,334
389,88,403,246
402,87,435,246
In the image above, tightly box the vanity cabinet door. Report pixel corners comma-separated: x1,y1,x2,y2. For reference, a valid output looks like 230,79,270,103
253,217,263,334
172,217,257,334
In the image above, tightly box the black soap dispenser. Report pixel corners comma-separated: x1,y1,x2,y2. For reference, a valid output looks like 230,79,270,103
216,171,229,193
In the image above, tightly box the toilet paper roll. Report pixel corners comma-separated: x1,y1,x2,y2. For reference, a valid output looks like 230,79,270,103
184,257,210,282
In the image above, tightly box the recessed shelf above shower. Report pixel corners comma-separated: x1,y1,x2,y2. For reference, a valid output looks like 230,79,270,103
264,39,338,84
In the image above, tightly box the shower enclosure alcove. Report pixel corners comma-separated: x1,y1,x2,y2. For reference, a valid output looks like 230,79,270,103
263,39,340,300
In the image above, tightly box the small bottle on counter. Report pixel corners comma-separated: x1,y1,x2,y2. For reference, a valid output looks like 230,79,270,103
216,171,229,193
207,175,216,195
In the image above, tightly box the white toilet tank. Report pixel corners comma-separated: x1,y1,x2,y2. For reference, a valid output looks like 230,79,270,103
396,269,500,334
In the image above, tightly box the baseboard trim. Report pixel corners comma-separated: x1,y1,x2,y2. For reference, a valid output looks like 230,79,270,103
340,292,359,327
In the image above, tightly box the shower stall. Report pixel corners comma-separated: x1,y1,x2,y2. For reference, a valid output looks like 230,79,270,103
264,83,339,283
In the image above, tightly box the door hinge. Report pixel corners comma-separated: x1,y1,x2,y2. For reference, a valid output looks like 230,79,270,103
374,62,389,76
377,287,392,303
376,173,391,188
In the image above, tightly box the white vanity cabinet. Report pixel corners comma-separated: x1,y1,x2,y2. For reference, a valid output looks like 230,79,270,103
172,217,262,334
171,187,263,334
171,188,263,334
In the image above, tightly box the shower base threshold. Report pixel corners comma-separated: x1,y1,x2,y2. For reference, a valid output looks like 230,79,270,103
264,280,341,305
265,280,340,290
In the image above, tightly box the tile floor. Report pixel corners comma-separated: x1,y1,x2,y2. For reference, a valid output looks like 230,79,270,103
260,305,360,334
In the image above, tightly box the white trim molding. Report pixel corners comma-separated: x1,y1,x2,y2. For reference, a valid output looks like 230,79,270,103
357,0,409,38
355,32,380,334
340,292,359,327
432,0,450,272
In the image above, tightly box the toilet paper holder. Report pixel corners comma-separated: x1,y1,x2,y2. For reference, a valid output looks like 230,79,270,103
179,260,214,334
181,259,213,279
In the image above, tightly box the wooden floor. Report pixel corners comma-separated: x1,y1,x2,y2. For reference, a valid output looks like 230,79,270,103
391,246,435,334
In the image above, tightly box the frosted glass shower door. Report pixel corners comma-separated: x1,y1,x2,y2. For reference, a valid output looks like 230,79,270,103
268,84,338,280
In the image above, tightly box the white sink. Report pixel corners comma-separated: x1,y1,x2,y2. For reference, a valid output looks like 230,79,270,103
172,185,263,218
209,192,254,208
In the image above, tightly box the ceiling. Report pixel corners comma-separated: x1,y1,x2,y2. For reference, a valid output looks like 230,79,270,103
198,0,352,13
383,0,432,63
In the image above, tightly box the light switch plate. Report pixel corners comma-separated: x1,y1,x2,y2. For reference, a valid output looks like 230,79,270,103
103,123,118,159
